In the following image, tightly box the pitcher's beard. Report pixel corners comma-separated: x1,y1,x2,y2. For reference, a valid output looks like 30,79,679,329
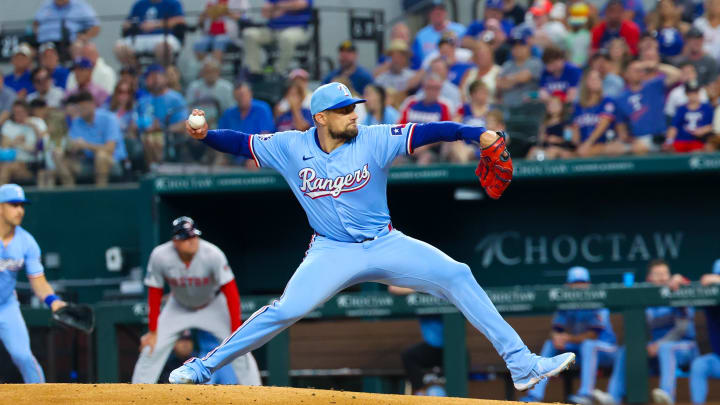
329,126,358,141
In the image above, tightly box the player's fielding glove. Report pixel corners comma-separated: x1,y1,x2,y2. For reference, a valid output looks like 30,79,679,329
52,303,95,334
475,131,513,199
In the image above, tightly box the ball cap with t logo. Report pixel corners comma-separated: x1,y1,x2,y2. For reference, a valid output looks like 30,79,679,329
310,82,366,116
0,184,30,204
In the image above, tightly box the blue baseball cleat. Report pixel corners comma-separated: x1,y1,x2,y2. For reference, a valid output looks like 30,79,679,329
513,352,576,391
169,358,211,384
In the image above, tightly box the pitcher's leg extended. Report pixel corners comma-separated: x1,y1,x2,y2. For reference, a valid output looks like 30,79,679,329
371,231,575,390
172,240,371,383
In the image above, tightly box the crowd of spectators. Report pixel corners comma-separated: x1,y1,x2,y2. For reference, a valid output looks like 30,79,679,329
3,0,720,187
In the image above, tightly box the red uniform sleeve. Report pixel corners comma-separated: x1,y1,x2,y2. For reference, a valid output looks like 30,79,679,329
398,104,410,124
220,281,242,332
148,287,163,332
440,103,452,121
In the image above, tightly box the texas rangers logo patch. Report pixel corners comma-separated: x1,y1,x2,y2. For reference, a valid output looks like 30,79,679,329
298,164,371,199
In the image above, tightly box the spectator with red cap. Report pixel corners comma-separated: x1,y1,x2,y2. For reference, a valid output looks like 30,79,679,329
539,46,582,103
530,0,568,49
592,0,641,56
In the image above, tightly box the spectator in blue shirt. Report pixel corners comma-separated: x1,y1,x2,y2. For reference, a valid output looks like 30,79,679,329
361,84,398,126
114,0,186,66
4,45,35,99
218,82,275,166
33,0,100,46
323,41,374,94
411,0,465,70
665,81,714,153
136,64,187,166
461,0,513,50
243,0,313,75
275,83,312,132
38,43,70,89
60,91,127,186
539,46,582,103
614,59,682,154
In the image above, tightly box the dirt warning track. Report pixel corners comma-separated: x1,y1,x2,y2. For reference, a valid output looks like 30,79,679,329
0,384,543,405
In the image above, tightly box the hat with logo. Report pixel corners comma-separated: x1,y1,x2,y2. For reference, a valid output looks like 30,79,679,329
685,80,701,93
38,42,57,54
567,266,591,283
144,63,166,77
172,216,202,240
569,2,590,25
386,39,411,55
338,40,357,52
438,31,458,46
13,43,33,58
310,82,366,116
73,57,93,70
508,27,532,45
686,26,704,39
486,0,503,10
0,184,30,204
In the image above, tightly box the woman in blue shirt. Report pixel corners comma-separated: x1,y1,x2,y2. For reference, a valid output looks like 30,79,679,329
571,70,625,157
361,84,399,125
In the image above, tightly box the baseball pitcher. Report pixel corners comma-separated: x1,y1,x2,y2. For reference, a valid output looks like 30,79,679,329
131,216,260,385
170,82,575,390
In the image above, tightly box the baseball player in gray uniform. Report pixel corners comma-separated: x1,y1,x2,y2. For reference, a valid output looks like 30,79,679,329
131,216,261,385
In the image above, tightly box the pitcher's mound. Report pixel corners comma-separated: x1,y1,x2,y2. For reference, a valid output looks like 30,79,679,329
0,384,536,405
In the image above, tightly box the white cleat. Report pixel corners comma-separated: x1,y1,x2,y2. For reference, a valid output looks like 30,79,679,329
652,388,674,405
513,352,576,391
169,365,197,384
592,389,618,405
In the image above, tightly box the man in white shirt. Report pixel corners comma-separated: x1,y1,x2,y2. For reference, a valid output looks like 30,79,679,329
27,68,65,109
65,41,117,95
185,58,235,114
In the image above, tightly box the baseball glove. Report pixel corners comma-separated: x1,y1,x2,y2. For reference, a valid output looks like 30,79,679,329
475,131,513,199
53,303,95,334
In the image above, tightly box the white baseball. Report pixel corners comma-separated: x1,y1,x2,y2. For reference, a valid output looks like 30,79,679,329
187,114,206,129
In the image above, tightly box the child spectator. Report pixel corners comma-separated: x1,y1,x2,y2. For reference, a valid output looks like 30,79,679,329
665,81,714,152
665,62,709,119
362,84,398,126
572,70,625,158
527,96,572,160
455,80,490,128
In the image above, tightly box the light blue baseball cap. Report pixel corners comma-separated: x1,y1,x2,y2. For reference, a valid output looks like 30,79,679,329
310,82,366,116
0,184,29,204
567,266,590,283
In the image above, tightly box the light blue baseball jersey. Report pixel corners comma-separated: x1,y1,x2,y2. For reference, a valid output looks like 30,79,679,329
0,226,44,304
248,124,416,243
552,308,617,344
646,306,696,342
